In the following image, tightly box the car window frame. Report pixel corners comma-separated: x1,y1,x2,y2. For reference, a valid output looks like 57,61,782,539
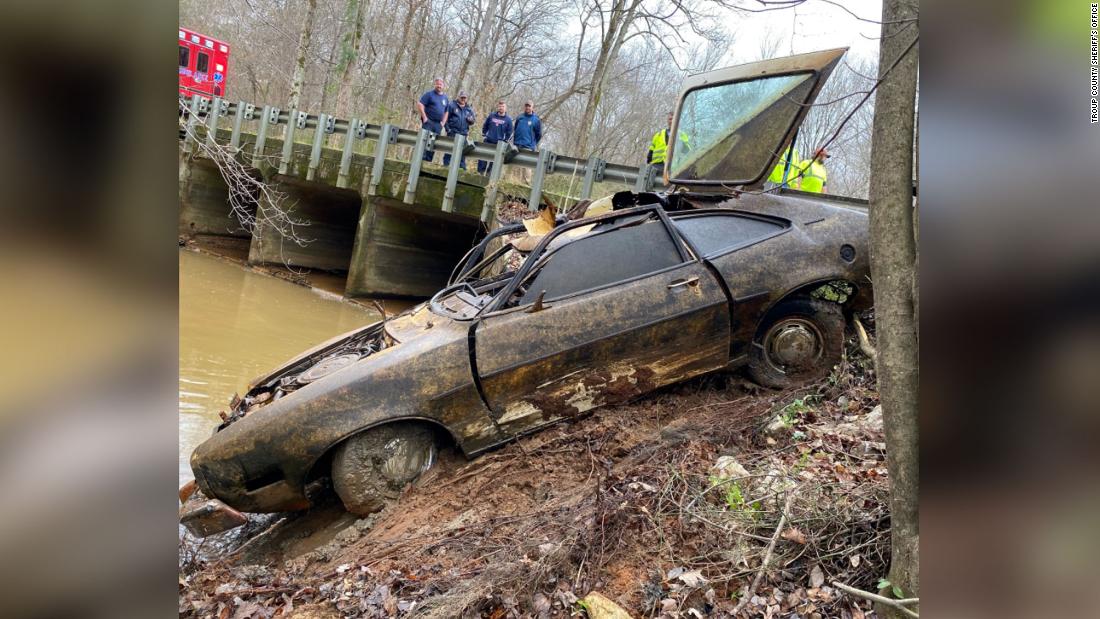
481,205,695,316
669,68,819,188
668,209,792,260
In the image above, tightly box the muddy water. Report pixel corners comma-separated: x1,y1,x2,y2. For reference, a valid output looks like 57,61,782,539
179,250,381,485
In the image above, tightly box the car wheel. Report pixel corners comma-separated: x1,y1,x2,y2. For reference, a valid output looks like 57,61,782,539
748,298,844,389
331,422,438,516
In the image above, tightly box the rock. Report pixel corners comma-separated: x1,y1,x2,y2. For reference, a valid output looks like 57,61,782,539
765,415,789,435
235,564,272,582
334,525,361,545
712,456,750,480
859,440,886,455
581,591,634,619
862,405,883,432
354,515,377,532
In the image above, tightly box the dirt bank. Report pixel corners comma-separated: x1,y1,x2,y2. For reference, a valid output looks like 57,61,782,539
180,343,887,619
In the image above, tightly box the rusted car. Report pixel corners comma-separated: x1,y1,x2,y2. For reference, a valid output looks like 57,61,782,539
181,47,871,535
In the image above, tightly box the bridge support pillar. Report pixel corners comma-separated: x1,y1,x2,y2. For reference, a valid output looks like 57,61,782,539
178,156,256,239
247,174,361,273
345,195,481,298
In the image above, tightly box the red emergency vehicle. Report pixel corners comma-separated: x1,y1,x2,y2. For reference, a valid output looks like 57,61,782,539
179,28,230,99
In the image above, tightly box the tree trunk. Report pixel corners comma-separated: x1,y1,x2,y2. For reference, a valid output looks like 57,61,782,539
379,0,417,120
318,33,340,112
287,0,319,111
454,0,498,95
573,0,638,158
867,0,919,615
334,0,370,118
405,3,430,127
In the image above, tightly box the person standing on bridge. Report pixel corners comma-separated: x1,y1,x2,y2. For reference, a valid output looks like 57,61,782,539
513,100,543,152
478,100,513,176
416,77,450,163
443,91,476,170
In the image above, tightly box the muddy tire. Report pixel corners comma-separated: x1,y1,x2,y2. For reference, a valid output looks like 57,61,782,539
748,298,844,389
331,422,438,516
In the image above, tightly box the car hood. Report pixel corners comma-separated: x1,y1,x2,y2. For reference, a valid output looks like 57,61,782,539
667,47,846,190
223,301,452,425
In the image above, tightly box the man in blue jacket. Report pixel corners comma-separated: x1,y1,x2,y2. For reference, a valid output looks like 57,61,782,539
416,77,449,163
513,100,542,152
443,91,475,170
478,100,513,175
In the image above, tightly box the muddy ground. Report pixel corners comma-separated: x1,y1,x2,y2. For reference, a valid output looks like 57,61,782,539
180,336,888,619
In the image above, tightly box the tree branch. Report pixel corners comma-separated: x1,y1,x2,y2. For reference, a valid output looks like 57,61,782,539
833,581,919,618
731,489,798,615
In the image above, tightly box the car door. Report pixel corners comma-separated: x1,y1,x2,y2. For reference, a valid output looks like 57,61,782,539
473,209,730,438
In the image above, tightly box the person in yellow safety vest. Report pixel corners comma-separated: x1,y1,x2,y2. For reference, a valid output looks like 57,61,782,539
646,111,690,177
766,144,801,187
796,147,830,194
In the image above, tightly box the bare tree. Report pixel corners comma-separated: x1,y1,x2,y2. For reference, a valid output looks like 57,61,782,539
287,0,319,110
332,0,370,118
796,53,878,198
866,0,919,615
454,0,498,95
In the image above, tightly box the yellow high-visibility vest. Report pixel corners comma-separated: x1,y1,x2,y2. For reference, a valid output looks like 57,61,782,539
797,159,827,193
649,129,690,165
767,146,801,184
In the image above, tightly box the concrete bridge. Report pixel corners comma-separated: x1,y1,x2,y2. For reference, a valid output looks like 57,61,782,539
178,95,664,298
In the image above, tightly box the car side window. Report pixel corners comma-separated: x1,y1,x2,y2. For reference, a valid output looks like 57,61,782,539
671,213,786,256
517,218,683,304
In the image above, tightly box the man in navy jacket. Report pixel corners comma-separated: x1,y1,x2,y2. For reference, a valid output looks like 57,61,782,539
416,78,449,163
513,100,542,151
478,100,513,175
443,91,476,170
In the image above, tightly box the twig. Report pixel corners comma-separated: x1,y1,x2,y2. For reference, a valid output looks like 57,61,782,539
833,581,919,618
853,316,878,366
731,487,798,615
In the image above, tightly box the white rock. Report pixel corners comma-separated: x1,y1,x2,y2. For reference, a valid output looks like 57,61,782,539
712,455,750,480
863,405,883,431
765,415,789,435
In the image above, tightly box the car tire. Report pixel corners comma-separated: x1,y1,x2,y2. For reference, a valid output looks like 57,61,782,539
748,298,844,389
331,422,438,516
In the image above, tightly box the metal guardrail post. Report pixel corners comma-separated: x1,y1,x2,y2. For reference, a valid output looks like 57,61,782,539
528,149,555,211
183,95,202,154
280,110,306,175
441,134,466,213
252,105,276,167
337,119,361,189
403,128,432,204
580,157,605,200
307,113,329,181
633,163,653,192
368,124,396,197
480,140,509,222
230,101,247,151
205,97,222,150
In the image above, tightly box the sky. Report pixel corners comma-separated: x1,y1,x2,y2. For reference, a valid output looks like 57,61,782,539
716,0,885,67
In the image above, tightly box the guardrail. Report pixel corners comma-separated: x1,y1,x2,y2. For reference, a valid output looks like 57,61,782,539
180,95,665,222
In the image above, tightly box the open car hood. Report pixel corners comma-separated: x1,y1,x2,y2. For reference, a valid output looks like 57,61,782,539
667,47,846,190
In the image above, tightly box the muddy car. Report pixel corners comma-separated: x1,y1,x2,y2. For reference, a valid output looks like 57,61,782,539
182,47,871,535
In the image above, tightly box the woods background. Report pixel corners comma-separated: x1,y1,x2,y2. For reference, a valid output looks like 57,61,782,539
181,0,881,198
